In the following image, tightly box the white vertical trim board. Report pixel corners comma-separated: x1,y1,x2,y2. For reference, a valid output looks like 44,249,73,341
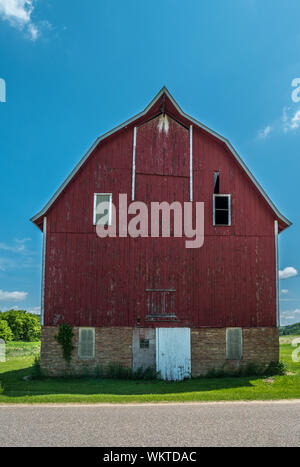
190,125,193,202
274,220,280,327
132,127,137,201
41,216,47,326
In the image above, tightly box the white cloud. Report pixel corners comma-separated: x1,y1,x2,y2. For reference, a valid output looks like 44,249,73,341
281,289,289,294
0,241,25,253
258,125,271,139
279,267,298,280
28,306,40,314
281,309,300,326
0,0,40,40
0,289,28,301
282,106,300,132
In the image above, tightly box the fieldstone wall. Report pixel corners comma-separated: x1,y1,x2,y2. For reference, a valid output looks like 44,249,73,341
41,326,132,376
41,326,279,377
191,327,279,376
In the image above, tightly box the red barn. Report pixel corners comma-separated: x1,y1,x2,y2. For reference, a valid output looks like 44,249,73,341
32,88,291,379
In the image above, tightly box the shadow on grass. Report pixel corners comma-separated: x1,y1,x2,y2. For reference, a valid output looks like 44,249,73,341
0,366,262,398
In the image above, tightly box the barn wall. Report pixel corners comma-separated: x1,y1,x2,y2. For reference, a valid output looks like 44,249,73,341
41,326,132,376
40,326,279,377
43,113,277,328
191,327,279,376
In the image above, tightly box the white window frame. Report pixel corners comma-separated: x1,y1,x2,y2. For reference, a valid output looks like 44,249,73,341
93,193,112,226
226,328,243,360
213,194,231,226
78,327,95,360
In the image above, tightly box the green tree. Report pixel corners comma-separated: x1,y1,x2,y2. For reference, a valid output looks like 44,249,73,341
23,314,41,341
0,310,41,342
0,320,13,342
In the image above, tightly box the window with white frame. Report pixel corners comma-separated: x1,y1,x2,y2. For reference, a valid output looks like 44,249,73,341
78,328,95,360
226,328,243,360
213,194,231,226
93,193,112,226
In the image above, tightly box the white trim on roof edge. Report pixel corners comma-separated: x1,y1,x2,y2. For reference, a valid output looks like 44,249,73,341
31,87,291,228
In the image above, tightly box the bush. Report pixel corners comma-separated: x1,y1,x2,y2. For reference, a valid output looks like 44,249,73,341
0,310,41,342
264,361,287,376
240,362,265,377
55,323,74,363
104,363,158,380
0,320,13,342
205,361,287,378
31,356,43,380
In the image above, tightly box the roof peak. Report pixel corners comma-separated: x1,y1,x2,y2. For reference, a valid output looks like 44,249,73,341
31,88,291,230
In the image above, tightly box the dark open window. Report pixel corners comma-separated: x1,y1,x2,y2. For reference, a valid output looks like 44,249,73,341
213,194,231,226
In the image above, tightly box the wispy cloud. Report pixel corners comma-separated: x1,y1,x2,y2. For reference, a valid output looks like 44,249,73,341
0,289,28,301
0,238,32,254
0,239,38,272
0,240,28,253
279,267,298,280
0,0,47,40
28,306,40,314
282,106,300,132
280,309,300,326
258,125,272,139
281,289,289,294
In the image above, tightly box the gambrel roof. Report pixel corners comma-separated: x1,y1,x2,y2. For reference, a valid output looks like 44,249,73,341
31,87,291,231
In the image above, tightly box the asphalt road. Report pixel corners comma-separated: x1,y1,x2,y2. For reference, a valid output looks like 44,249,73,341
0,401,299,447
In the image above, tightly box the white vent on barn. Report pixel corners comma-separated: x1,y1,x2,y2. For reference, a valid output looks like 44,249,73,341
226,328,243,360
78,328,95,359
93,193,112,226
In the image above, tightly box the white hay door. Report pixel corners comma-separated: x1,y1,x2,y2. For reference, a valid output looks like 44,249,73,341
156,328,191,381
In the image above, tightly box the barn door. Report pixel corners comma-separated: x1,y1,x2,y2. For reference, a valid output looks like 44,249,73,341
156,328,191,381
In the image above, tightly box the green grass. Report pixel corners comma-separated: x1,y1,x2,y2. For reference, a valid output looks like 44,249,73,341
5,341,40,361
0,339,299,404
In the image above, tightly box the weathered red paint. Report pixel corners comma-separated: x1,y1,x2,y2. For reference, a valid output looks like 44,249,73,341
33,91,289,329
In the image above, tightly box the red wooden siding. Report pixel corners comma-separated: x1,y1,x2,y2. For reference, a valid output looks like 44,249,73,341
41,93,280,329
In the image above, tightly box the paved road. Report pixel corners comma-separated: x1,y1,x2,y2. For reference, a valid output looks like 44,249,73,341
0,401,299,447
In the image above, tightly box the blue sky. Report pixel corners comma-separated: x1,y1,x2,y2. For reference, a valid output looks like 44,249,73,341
0,0,299,325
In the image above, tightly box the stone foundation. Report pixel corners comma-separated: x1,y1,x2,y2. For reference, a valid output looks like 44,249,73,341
41,326,279,377
191,327,279,376
41,326,132,376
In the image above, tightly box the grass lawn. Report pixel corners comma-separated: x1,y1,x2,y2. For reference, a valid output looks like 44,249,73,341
0,338,299,404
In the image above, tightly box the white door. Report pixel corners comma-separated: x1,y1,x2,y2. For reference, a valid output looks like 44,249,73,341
156,328,191,381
